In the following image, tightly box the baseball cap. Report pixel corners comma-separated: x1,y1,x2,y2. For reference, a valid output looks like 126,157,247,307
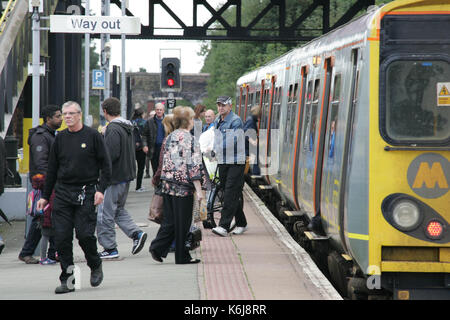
216,96,232,105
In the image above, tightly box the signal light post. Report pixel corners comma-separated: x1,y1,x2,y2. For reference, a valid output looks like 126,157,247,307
160,57,181,91
160,57,181,112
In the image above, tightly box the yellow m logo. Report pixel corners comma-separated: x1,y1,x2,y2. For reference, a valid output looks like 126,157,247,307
412,162,449,189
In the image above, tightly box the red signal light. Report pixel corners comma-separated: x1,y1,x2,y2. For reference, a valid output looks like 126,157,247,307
426,221,443,238
167,78,175,87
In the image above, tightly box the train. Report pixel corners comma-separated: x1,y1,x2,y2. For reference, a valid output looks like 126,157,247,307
235,0,450,300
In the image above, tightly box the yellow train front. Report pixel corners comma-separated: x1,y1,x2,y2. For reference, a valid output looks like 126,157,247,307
235,0,450,299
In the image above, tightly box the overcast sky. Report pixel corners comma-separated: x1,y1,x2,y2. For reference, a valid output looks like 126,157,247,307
88,0,225,73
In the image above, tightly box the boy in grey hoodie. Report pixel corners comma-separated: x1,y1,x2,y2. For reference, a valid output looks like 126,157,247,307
97,98,147,259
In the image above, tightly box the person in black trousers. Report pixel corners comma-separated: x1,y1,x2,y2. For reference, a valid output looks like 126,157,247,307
149,106,205,264
37,101,112,294
211,96,248,237
142,103,166,176
131,108,147,192
19,105,62,264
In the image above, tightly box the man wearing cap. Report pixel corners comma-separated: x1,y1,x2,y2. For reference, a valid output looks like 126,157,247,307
211,96,248,237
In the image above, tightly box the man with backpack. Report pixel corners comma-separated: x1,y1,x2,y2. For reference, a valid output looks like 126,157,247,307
97,98,147,259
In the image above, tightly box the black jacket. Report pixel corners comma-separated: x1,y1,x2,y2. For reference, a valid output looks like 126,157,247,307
142,116,165,159
28,124,56,181
104,118,137,185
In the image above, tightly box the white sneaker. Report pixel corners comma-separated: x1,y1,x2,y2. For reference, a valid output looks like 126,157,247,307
212,226,228,237
229,219,236,232
232,226,248,235
136,187,146,193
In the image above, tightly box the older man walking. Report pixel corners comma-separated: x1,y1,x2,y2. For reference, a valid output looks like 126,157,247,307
37,101,112,294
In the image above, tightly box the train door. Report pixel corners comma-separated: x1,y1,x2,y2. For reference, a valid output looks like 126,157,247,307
292,66,309,209
243,85,249,120
237,87,243,118
280,79,299,194
320,68,343,237
298,75,321,213
312,57,334,217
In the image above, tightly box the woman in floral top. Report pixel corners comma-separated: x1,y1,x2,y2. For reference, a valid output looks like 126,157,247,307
149,106,205,264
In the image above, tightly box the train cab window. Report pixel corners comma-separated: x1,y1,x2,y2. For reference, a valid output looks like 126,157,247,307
383,58,450,144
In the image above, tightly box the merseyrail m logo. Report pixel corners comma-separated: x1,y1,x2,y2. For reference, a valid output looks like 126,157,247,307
407,153,450,199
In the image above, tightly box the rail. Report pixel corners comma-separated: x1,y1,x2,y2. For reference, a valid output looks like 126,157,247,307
0,0,17,34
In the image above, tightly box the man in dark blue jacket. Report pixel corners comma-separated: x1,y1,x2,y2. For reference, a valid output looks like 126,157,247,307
211,96,248,237
97,98,147,260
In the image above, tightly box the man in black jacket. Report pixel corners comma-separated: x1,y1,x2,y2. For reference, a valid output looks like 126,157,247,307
19,105,62,264
97,97,147,259
142,103,165,177
37,101,111,294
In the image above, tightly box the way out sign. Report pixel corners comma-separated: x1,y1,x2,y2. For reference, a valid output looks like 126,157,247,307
50,15,140,35
437,82,450,107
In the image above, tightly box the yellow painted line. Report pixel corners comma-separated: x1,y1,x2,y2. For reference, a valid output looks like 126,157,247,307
347,232,369,241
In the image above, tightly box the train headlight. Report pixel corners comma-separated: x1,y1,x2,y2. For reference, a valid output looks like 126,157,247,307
391,200,421,231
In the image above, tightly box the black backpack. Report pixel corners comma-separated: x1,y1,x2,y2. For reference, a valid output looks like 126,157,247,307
133,123,143,151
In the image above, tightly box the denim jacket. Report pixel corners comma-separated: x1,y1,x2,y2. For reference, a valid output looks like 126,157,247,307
213,111,246,165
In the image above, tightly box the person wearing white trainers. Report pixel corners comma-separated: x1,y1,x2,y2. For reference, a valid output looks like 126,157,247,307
211,96,248,237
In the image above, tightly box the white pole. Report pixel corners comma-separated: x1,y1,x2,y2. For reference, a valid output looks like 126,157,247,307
84,0,90,125
31,6,40,128
120,0,126,119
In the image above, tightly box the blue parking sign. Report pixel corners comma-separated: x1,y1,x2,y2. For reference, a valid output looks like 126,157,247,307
92,69,105,89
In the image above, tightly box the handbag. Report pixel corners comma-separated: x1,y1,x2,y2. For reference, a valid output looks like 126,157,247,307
148,185,164,224
185,226,202,251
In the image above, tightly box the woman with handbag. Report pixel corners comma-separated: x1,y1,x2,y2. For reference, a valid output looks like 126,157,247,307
149,106,205,264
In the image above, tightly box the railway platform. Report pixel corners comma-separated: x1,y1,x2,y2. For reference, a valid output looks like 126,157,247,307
0,177,341,302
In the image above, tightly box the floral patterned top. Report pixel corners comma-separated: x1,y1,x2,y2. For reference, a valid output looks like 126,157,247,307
160,129,203,197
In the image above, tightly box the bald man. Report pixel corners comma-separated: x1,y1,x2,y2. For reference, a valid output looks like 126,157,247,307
203,109,216,132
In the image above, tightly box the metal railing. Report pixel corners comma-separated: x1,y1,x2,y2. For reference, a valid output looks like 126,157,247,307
0,0,17,34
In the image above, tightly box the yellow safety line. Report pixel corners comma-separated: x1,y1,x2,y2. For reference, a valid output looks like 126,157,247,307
0,0,17,34
347,232,369,241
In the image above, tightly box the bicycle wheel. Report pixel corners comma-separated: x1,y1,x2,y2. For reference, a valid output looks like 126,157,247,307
202,183,223,229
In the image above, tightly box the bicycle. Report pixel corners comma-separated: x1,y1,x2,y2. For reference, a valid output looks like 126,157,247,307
202,165,224,229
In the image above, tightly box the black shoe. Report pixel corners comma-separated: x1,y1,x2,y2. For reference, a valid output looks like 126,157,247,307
55,282,75,294
149,249,163,262
0,241,4,255
178,259,201,264
90,264,103,287
144,173,150,179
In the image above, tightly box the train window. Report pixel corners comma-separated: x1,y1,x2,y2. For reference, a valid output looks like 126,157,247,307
302,81,313,150
310,79,321,151
293,83,299,103
288,84,292,102
383,59,450,143
306,80,313,102
332,75,341,102
313,79,321,102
